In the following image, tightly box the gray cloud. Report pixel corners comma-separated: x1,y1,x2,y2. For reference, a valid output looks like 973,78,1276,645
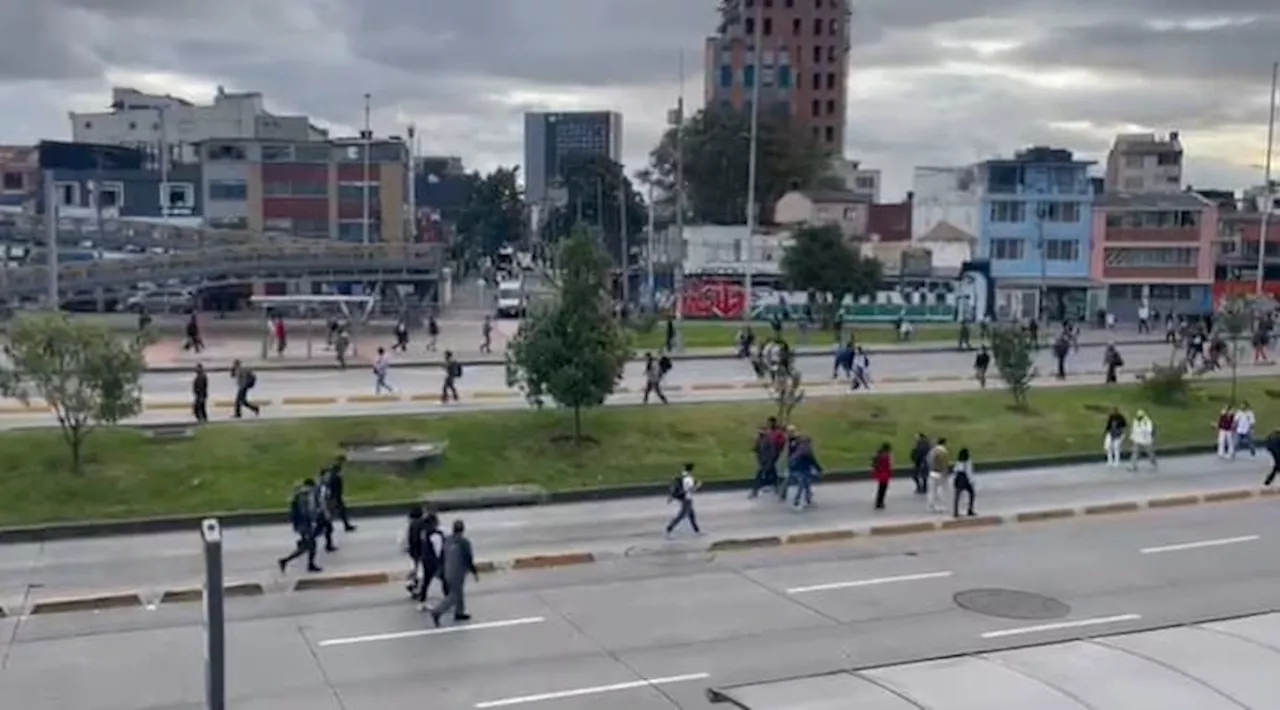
0,0,1274,200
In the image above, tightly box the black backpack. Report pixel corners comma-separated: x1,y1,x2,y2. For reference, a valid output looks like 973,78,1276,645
659,355,672,374
245,371,257,388
668,474,686,500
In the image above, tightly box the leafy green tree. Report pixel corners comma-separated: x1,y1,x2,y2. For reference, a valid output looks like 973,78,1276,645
1218,296,1257,405
538,155,646,268
989,325,1037,409
505,224,632,440
647,106,834,225
779,224,882,328
0,314,146,473
454,166,526,267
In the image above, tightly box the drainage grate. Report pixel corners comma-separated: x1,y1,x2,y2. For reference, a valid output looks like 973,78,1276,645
954,588,1071,620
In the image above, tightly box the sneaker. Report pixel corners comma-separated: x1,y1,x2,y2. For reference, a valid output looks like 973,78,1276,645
307,564,323,573
454,614,472,622
430,611,441,627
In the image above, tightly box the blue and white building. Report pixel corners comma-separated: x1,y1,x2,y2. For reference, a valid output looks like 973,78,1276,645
977,147,1097,321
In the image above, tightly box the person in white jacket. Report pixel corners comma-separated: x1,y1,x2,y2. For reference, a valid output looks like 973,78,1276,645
1234,402,1257,458
1128,410,1157,471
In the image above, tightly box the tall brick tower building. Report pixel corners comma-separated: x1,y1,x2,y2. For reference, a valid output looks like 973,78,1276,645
703,0,852,152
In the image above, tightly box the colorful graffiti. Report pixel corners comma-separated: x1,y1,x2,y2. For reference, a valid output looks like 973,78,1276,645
676,277,960,322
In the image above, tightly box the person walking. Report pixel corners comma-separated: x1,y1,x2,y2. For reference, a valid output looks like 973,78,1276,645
321,458,356,533
850,347,871,390
426,316,440,352
392,319,409,353
480,317,493,354
278,479,322,573
1104,407,1127,466
642,352,669,404
872,442,893,511
1103,343,1124,384
1216,407,1236,460
442,351,462,402
952,448,977,518
1128,410,1157,471
787,435,823,511
415,511,448,610
373,347,394,395
665,463,702,536
428,519,479,626
1235,401,1257,458
749,418,785,498
400,508,425,595
1263,429,1280,486
926,437,952,513
191,363,209,424
974,346,991,388
910,433,931,495
312,470,338,553
183,313,204,353
230,360,260,418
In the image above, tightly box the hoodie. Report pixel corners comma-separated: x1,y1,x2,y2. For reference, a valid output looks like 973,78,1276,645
1130,413,1155,446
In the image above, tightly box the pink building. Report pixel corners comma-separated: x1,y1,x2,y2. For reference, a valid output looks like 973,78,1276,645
1092,192,1217,319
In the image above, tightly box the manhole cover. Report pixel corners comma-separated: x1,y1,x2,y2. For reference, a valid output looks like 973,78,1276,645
954,588,1071,620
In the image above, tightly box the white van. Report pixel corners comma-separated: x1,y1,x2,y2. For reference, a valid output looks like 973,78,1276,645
495,279,526,318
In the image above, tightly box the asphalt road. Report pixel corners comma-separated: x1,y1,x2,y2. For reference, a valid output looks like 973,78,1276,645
1,459,1278,709
0,342,1187,407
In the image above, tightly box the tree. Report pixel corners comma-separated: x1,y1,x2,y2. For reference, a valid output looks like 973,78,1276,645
989,325,1037,409
780,224,882,328
454,166,526,267
505,224,632,441
770,368,805,429
647,106,834,225
0,314,145,473
538,155,646,269
1218,296,1257,405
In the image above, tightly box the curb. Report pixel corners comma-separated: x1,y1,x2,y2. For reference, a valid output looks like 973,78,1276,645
12,485,1272,617
0,447,1222,544
139,338,1156,374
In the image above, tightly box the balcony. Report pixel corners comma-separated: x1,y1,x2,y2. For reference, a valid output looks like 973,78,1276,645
1103,266,1198,280
1104,227,1199,243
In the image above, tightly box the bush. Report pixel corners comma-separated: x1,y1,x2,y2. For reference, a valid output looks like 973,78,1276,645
1139,363,1194,407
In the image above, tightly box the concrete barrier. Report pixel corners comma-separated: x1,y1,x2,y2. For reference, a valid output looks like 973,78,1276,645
690,383,736,391
940,515,1003,530
213,399,272,408
869,521,938,536
1084,501,1141,516
294,571,390,591
410,393,440,402
1015,508,1076,523
345,395,400,404
145,401,190,410
475,560,499,573
1203,489,1255,503
708,536,783,551
1261,487,1280,497
1147,494,1201,508
30,592,143,615
280,396,340,406
785,530,856,545
510,552,595,569
157,584,263,604
469,391,514,399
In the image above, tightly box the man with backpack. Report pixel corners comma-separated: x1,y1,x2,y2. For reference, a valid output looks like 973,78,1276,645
442,351,462,402
665,463,701,536
278,479,323,573
321,459,356,533
413,511,448,610
230,359,260,418
642,352,669,404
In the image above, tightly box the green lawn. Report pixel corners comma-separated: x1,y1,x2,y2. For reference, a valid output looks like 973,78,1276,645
629,321,963,351
0,377,1273,527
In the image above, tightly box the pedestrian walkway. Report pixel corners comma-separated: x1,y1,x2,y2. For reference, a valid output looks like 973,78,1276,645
0,454,1267,609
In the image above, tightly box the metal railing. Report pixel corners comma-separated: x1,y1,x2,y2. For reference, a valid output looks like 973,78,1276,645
0,242,444,298
0,214,319,251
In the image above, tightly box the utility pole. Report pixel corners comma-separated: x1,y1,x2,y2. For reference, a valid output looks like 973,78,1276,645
646,180,656,311
201,518,226,710
362,93,372,245
673,52,687,343
1257,61,1277,295
619,169,630,308
1037,204,1048,323
742,0,764,322
407,123,417,242
44,170,58,309
157,105,170,229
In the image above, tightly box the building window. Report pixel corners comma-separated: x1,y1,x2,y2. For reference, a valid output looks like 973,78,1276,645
763,17,772,35
811,99,821,117
128,121,136,130
828,45,838,62
826,72,836,89
744,65,755,87
812,72,821,88
205,143,247,161
826,99,836,115
293,144,332,163
1107,210,1200,229
337,219,381,242
829,18,839,35
1157,152,1179,166
989,201,1025,223
161,182,194,213
1042,201,1080,223
745,17,754,35
855,175,875,190
1122,176,1143,190
778,65,792,88
720,64,733,87
812,46,822,64
813,18,822,34
1,171,22,191
792,17,800,34
1044,239,1079,261
824,125,835,143
55,181,79,207
208,180,248,201
261,144,293,162
338,183,381,202
93,181,123,209
1124,155,1144,169
991,238,1025,260
263,181,291,197
292,181,327,196
1104,247,1197,267
292,219,330,237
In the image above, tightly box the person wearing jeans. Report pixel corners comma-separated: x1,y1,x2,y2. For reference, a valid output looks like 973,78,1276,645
952,448,977,518
1129,411,1157,471
926,438,952,513
1235,402,1257,458
787,436,823,511
665,464,701,536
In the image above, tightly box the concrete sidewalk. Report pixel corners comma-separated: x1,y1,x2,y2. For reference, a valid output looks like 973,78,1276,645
0,453,1270,613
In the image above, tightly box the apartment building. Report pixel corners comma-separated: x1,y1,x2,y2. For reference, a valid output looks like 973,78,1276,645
0,145,39,211
1104,132,1183,193
523,111,622,208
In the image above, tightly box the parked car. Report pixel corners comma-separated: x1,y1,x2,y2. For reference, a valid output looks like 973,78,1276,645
124,288,195,314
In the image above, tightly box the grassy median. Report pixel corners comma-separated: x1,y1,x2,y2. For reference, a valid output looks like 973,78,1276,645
628,321,962,351
0,377,1273,527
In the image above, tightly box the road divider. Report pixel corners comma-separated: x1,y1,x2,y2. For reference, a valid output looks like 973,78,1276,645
29,592,143,615
17,485,1275,617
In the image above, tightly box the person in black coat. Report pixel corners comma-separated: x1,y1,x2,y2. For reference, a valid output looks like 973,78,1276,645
1264,430,1280,487
321,458,356,532
191,364,209,423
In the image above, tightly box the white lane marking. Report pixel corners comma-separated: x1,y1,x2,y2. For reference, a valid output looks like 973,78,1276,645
787,571,953,595
981,614,1141,639
317,616,545,647
475,673,711,708
1140,535,1260,555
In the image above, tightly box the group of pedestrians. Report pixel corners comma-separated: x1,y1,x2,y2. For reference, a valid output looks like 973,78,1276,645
905,434,979,518
745,418,825,511
399,508,480,627
278,460,357,573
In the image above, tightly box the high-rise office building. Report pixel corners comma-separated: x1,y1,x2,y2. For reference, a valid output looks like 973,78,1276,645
704,0,852,152
523,111,623,207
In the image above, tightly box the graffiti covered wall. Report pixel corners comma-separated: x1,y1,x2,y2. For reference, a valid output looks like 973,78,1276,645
676,276,960,322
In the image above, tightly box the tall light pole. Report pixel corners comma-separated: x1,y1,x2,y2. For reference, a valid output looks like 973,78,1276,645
156,105,169,228
1257,61,1277,295
362,93,372,245
672,53,687,335
742,0,764,321
618,168,630,307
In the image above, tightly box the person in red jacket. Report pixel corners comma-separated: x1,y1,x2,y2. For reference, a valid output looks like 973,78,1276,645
873,442,893,510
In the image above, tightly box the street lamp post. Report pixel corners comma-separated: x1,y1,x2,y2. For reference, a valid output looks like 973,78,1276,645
1257,61,1277,296
742,0,764,322
362,93,372,246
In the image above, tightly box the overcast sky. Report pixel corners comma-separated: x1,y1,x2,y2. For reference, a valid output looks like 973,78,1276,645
0,0,1276,199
